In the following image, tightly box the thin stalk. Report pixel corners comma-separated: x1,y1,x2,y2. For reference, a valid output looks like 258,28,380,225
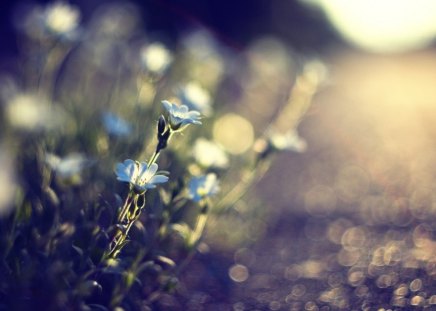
215,159,271,213
118,191,135,223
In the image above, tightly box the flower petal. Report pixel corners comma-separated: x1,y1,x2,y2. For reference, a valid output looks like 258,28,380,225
149,174,169,185
115,159,137,183
162,100,173,112
148,163,159,176
179,105,189,113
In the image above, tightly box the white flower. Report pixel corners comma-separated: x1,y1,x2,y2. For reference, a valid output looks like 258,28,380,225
43,2,80,36
6,93,61,131
179,82,212,116
188,173,220,202
115,159,168,192
102,112,132,137
140,43,173,75
45,153,93,178
162,100,201,130
193,138,228,169
269,129,307,153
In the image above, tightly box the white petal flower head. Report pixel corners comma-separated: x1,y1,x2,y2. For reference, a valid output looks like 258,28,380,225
269,130,307,153
140,43,173,75
6,93,65,131
179,82,212,116
162,100,202,131
46,153,94,179
115,159,168,193
102,112,132,137
43,2,80,36
193,138,229,169
188,173,220,202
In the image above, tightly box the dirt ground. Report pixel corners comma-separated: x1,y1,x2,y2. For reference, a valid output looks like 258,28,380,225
170,50,436,310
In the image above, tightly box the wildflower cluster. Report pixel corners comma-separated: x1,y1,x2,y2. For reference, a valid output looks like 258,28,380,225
0,2,322,310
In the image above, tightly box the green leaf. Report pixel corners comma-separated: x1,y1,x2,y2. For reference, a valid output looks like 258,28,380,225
170,223,192,240
155,255,176,269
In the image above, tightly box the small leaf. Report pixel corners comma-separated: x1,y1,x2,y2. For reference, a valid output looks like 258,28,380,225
87,304,109,311
170,223,192,240
155,255,176,269
72,245,84,257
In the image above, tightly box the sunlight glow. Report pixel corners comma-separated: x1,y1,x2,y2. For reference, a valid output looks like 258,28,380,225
308,0,436,52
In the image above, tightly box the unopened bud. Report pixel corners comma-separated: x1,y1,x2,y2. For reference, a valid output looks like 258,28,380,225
157,115,166,135
157,129,171,151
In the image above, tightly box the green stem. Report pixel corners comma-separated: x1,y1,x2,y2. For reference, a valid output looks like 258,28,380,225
189,203,209,247
106,194,146,260
215,159,271,213
148,150,161,167
118,191,135,223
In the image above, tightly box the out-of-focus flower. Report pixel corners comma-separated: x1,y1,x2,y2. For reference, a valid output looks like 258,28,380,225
0,150,16,217
188,173,220,202
43,2,80,36
269,129,307,152
89,3,139,38
193,138,229,169
179,82,212,116
254,129,307,160
46,153,94,179
140,43,173,76
5,93,65,131
115,159,168,193
162,100,202,131
181,30,225,89
102,112,132,137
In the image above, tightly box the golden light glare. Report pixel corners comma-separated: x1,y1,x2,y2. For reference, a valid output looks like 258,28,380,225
308,0,436,52
213,113,254,155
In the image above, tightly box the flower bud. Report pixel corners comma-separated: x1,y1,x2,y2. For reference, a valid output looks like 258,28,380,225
157,115,166,135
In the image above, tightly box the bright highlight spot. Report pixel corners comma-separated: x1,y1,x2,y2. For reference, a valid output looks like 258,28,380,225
229,264,249,282
213,113,254,155
308,0,436,52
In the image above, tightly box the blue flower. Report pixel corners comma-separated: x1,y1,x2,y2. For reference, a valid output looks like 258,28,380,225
188,173,220,202
46,153,94,178
115,159,168,193
162,100,201,131
102,112,132,137
178,82,212,116
193,138,229,169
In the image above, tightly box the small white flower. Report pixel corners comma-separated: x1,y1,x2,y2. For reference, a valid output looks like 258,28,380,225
102,112,132,137
115,159,168,193
140,43,173,75
193,138,228,169
269,129,307,153
162,100,202,131
45,153,93,178
6,93,66,131
179,82,212,116
43,2,80,36
188,173,220,202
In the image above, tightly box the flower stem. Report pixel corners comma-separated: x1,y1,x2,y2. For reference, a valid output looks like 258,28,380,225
118,191,134,223
189,202,209,247
215,159,271,213
106,194,146,260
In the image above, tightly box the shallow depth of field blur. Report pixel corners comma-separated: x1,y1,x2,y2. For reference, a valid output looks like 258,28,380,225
2,0,436,310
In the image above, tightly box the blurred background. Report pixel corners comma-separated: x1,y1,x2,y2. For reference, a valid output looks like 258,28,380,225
3,0,436,309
